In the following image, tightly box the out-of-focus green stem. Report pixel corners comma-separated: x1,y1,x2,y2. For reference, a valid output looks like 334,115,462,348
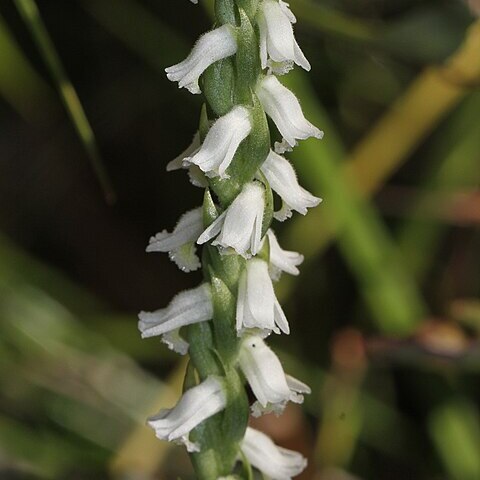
283,70,426,335
13,0,116,204
398,93,480,279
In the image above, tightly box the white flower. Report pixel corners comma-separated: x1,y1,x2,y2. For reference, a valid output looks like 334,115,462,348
238,336,310,416
258,0,310,75
261,150,321,221
146,208,204,272
138,283,213,354
256,75,323,151
165,25,237,94
236,259,289,335
197,182,265,257
241,427,308,480
148,376,226,452
185,106,252,179
265,229,303,280
166,132,208,188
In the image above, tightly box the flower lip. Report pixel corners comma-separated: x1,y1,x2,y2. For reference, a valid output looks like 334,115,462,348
258,0,310,74
165,25,237,94
256,74,323,150
147,376,226,452
146,207,204,272
236,258,290,336
261,150,321,221
197,182,265,258
138,283,213,340
241,427,308,480
184,106,252,179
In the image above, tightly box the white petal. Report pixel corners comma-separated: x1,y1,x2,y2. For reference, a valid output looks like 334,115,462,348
261,150,321,221
236,259,289,335
147,208,204,271
198,182,265,258
279,1,297,24
148,376,226,452
266,229,304,280
161,328,190,355
256,75,323,149
165,25,237,94
241,427,307,480
147,208,203,253
186,106,252,179
138,283,212,339
257,0,309,74
238,336,294,411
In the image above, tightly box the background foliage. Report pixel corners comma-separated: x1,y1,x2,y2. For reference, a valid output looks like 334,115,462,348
0,0,479,479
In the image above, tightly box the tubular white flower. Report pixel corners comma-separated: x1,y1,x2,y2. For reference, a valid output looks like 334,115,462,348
241,427,308,480
238,336,310,416
148,376,226,452
265,229,304,280
197,182,265,257
166,133,208,188
185,106,252,179
146,208,204,272
236,259,289,335
138,283,213,352
261,150,321,221
165,25,237,94
256,75,323,151
258,0,310,75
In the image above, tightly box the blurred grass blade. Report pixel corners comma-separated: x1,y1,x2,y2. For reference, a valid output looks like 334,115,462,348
81,0,188,70
286,20,480,262
283,70,426,335
289,0,378,43
429,400,480,480
398,93,480,279
13,0,116,204
0,14,54,121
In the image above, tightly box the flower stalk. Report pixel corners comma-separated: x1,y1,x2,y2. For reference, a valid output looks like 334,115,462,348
139,0,323,478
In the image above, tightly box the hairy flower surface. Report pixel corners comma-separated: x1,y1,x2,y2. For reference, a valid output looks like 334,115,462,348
148,376,226,452
241,427,308,480
198,182,265,257
256,74,323,151
258,0,310,74
165,25,237,94
236,258,289,335
185,106,252,179
146,207,204,272
261,149,321,220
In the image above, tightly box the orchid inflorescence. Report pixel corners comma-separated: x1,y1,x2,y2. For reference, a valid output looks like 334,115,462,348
139,1,323,478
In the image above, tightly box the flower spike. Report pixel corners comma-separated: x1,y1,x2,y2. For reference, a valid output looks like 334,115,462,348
165,25,237,94
258,0,310,75
185,106,252,179
241,427,308,480
236,259,289,335
148,376,226,452
256,74,323,151
261,150,322,221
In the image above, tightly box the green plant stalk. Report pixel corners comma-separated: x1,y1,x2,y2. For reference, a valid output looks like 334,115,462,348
185,1,268,477
13,0,116,204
